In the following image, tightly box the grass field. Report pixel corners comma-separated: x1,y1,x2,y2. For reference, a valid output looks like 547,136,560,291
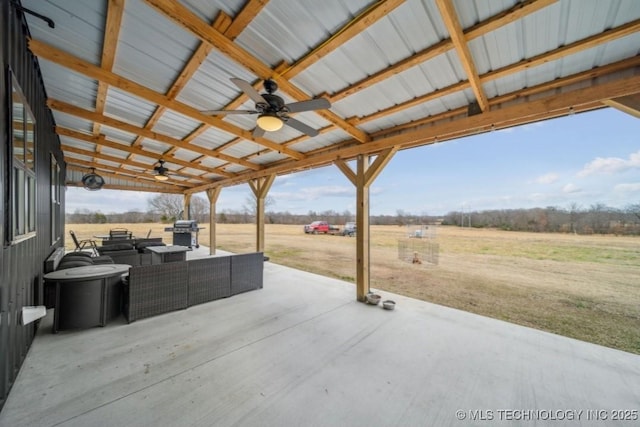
66,223,640,354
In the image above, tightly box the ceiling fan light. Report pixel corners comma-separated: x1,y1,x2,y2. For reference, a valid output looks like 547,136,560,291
257,113,283,132
155,174,169,181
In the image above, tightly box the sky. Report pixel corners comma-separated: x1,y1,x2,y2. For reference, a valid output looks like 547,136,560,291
66,108,640,216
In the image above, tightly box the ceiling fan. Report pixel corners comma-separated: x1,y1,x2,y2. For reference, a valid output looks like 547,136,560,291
202,78,331,137
152,159,179,181
81,167,105,191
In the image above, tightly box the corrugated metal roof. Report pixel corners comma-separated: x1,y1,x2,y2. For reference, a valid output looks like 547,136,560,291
19,0,640,193
115,0,200,93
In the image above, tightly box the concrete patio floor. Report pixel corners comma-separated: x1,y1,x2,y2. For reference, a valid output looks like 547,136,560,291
1,248,639,426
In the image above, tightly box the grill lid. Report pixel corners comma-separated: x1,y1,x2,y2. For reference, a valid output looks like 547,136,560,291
174,220,198,228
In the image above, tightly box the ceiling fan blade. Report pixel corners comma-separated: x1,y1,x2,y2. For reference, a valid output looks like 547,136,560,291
285,117,319,137
230,78,267,104
201,109,256,115
285,98,331,113
253,126,266,138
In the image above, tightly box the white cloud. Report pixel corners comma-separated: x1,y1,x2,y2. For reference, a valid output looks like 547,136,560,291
562,183,581,193
577,150,640,177
613,182,640,193
534,172,559,184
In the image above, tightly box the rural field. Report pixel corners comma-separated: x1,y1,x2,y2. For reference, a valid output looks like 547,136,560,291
66,223,640,354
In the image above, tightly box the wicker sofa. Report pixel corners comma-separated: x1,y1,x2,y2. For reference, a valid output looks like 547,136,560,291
123,252,264,323
96,238,165,266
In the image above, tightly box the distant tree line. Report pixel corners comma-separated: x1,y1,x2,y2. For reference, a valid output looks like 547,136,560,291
66,194,640,236
443,203,640,235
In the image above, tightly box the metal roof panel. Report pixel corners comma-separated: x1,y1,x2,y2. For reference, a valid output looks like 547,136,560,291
104,87,157,128
152,110,202,140
114,0,200,93
24,0,106,64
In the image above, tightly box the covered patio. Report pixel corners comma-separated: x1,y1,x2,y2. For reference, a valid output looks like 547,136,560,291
19,0,640,304
1,248,639,426
2,0,640,419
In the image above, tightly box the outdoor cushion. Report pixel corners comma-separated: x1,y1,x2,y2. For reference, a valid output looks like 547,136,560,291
62,252,93,260
135,241,166,252
92,255,114,264
57,259,93,270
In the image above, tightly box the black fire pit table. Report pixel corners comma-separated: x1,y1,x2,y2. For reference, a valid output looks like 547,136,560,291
43,264,131,333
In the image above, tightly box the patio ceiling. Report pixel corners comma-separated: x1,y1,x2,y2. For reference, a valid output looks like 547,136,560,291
20,0,640,194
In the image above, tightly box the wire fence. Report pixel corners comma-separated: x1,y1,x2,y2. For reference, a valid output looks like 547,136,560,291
397,236,439,266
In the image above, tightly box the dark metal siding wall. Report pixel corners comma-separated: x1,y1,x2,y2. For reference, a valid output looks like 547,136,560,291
0,0,66,410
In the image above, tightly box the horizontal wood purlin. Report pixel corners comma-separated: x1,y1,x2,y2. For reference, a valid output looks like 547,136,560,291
65,165,186,193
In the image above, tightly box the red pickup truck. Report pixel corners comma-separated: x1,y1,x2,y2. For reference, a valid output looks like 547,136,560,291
304,221,330,234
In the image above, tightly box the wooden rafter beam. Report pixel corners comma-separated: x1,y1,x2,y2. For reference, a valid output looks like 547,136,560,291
129,15,219,153
350,38,640,128
481,18,640,84
330,39,453,103
464,0,556,39
56,126,231,178
218,0,402,146
93,0,125,137
28,38,304,161
144,0,370,143
224,0,269,41
156,1,270,164
48,99,261,171
330,0,557,103
65,164,186,191
66,157,195,188
62,145,207,184
185,71,640,193
435,0,489,112
132,6,236,159
349,81,468,126
281,0,405,80
247,54,640,176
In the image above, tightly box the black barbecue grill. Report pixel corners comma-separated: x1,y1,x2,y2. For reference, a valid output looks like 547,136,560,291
164,220,203,249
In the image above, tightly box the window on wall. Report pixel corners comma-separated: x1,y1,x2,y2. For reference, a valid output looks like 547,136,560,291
51,154,61,244
9,71,37,243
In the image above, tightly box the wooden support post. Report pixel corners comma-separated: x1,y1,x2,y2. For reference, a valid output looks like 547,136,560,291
336,148,398,302
206,187,222,255
248,174,275,252
355,155,370,302
183,193,192,220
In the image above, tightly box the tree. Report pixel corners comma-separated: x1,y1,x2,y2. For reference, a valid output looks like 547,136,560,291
242,193,275,217
626,202,640,221
189,195,209,223
568,203,581,234
93,212,107,224
148,194,184,222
